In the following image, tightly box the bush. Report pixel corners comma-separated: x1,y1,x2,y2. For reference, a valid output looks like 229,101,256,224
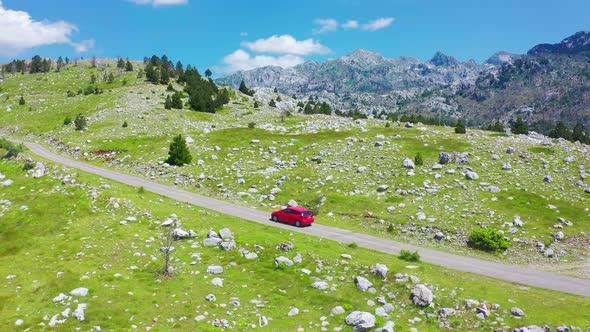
63,116,72,126
0,138,24,159
455,119,466,134
385,122,391,128
414,152,423,166
248,122,256,129
122,121,128,128
66,90,76,98
22,162,35,171
468,228,510,252
348,242,359,249
19,96,25,105
166,134,192,166
74,113,87,131
399,249,421,262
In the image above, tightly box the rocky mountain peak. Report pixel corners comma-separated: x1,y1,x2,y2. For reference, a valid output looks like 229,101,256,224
430,51,459,67
484,51,522,65
528,31,590,56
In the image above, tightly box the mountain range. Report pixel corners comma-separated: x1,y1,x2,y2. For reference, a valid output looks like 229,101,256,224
217,31,590,128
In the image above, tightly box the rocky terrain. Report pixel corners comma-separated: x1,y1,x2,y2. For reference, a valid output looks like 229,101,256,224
218,31,590,128
1,56,590,331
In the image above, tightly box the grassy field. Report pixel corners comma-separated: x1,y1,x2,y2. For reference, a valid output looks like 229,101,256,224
1,61,590,275
1,155,590,331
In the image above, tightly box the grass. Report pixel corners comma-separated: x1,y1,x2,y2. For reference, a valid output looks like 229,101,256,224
1,158,590,331
399,249,421,262
1,61,590,275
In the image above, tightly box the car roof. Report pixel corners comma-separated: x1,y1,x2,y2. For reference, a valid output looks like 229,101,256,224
287,207,310,212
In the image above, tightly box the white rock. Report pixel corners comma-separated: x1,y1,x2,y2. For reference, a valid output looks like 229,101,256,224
288,308,299,316
70,288,89,297
73,303,87,321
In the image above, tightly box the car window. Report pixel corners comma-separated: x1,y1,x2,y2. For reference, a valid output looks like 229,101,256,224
283,209,292,214
302,211,312,216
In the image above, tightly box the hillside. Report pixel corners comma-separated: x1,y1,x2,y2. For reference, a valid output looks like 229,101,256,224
217,31,590,129
1,57,590,331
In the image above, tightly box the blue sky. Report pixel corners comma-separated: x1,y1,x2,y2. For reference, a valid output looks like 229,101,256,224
1,0,589,76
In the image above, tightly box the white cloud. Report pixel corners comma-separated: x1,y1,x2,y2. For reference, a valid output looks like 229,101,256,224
240,31,248,37
241,35,330,56
0,1,93,57
222,49,304,72
70,39,95,54
362,17,395,31
313,18,338,34
128,0,188,5
341,20,359,29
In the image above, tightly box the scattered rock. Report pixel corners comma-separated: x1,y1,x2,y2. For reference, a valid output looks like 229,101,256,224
288,307,299,316
410,284,433,306
371,264,388,280
219,228,233,240
312,281,330,290
354,276,373,291
211,277,224,287
275,256,294,266
70,287,89,297
345,311,376,331
465,171,479,180
554,231,565,241
73,303,87,321
207,265,223,274
402,158,415,169
332,306,346,315
287,199,298,207
439,308,456,317
511,307,525,317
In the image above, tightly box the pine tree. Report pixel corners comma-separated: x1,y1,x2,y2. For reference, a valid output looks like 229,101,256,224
254,101,260,108
165,95,173,109
117,58,126,69
492,120,504,132
107,72,115,83
167,83,175,91
160,68,170,84
166,134,192,166
172,92,183,109
239,80,254,96
125,60,134,72
414,152,423,166
549,121,571,140
56,56,65,72
122,121,128,128
19,96,25,105
572,122,585,143
205,68,212,78
74,113,87,131
269,99,276,107
455,119,466,134
511,117,528,135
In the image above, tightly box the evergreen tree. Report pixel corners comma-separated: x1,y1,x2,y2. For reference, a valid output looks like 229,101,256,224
117,58,126,69
150,55,161,67
254,101,260,108
239,80,254,96
29,55,43,73
172,92,183,109
214,89,230,107
90,74,97,84
166,134,192,166
175,61,184,82
125,60,134,72
511,116,528,135
273,87,278,93
160,68,170,84
572,122,585,143
455,119,466,134
56,56,65,72
319,102,331,115
276,95,282,102
107,72,115,83
122,121,128,128
414,152,423,166
165,95,173,109
19,96,25,105
269,99,276,107
205,68,212,78
74,113,87,130
492,120,504,132
167,83,175,91
549,121,571,140
145,64,160,84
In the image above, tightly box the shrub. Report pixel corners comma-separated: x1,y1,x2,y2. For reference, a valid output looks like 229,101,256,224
387,224,395,233
22,162,35,171
414,152,423,166
348,242,359,249
468,228,510,252
137,186,145,194
253,101,260,108
455,119,466,134
19,96,25,105
248,122,256,129
399,249,421,262
167,83,175,91
269,99,276,107
66,90,76,98
385,122,391,128
122,121,128,128
0,138,23,159
74,113,87,131
166,134,192,166
63,116,72,126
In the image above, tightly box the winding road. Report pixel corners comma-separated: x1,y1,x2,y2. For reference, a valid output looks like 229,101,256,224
20,140,590,297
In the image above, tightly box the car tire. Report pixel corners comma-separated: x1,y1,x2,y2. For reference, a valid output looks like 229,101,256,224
272,215,279,222
295,220,301,227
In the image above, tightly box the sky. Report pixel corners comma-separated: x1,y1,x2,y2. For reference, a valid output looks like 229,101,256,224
1,0,589,76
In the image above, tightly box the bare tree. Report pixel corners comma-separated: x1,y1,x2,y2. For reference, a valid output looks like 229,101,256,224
158,229,175,277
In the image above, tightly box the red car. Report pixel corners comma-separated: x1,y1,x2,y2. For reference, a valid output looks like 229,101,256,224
271,207,315,227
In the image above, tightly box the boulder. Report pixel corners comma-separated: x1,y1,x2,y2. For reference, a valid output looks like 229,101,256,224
354,276,373,291
511,307,525,317
439,152,452,164
219,228,233,240
345,311,376,331
207,265,223,274
275,256,294,266
465,171,479,180
203,238,222,247
434,232,445,241
554,231,564,241
402,158,415,169
377,185,388,192
410,284,433,306
70,288,89,297
439,308,456,317
32,162,46,178
171,228,189,240
219,240,236,251
312,280,329,290
332,306,346,315
287,199,298,207
288,308,299,316
205,294,216,301
211,277,224,287
371,264,388,280
72,303,87,321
